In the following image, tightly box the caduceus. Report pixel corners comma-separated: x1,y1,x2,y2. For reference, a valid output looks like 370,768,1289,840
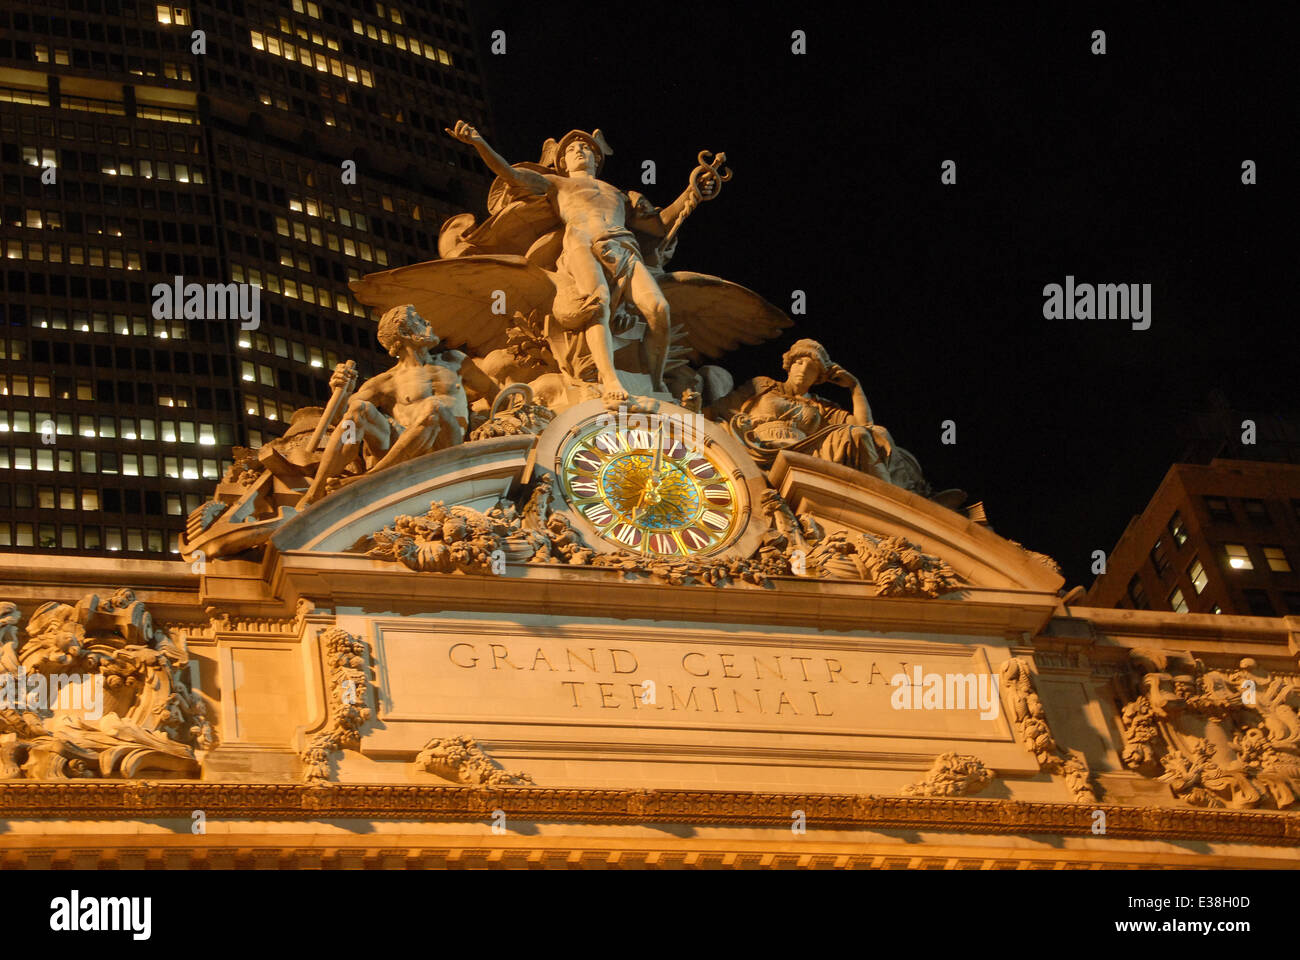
660,150,733,255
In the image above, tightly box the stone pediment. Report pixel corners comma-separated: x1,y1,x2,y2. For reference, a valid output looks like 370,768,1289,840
253,414,1061,605
769,452,1064,595
271,435,536,555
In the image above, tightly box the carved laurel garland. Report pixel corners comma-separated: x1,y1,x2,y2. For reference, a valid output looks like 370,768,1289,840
414,735,534,786
999,657,1097,802
902,753,993,797
360,479,963,596
300,628,372,784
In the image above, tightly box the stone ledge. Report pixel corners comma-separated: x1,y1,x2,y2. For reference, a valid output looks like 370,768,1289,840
1,782,1297,846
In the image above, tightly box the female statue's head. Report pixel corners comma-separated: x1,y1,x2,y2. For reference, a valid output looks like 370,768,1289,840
781,339,831,392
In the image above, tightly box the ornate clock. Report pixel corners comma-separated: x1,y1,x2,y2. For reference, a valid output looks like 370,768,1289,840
559,417,740,556
542,401,768,560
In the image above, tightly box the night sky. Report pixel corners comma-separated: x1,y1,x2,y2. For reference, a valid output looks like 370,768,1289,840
467,3,1291,588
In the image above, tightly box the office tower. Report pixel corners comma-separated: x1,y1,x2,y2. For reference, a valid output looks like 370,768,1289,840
0,0,493,556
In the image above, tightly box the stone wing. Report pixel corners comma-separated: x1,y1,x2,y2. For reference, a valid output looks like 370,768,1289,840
349,255,557,355
658,271,793,360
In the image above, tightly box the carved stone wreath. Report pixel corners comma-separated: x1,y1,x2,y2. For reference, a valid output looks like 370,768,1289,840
360,478,963,597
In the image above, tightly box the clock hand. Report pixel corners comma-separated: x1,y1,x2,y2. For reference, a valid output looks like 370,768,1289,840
652,422,664,479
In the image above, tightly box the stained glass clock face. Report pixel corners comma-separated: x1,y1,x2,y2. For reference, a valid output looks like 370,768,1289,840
559,419,741,557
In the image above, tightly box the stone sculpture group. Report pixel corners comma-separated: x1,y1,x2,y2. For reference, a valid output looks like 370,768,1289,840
177,121,957,572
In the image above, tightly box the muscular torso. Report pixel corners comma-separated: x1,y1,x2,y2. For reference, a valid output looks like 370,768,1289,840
549,173,628,243
372,356,468,429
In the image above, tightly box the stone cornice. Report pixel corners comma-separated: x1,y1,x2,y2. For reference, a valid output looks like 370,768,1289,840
1,783,1297,846
270,554,1061,635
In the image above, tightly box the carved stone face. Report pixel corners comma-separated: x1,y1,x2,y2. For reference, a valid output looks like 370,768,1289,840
786,355,824,393
398,309,439,351
564,139,597,174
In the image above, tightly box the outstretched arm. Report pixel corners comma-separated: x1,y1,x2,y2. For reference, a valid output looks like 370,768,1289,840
445,120,549,196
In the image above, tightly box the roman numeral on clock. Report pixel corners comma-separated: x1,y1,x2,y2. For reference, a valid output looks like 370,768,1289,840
701,483,730,504
685,457,716,479
610,522,642,547
570,478,599,499
681,527,711,550
571,450,601,472
648,533,679,555
699,509,729,531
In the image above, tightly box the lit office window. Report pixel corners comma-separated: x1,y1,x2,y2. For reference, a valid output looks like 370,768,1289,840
157,7,189,26
1169,588,1189,614
1263,546,1291,572
1223,544,1253,570
1188,558,1208,594
1169,510,1188,545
